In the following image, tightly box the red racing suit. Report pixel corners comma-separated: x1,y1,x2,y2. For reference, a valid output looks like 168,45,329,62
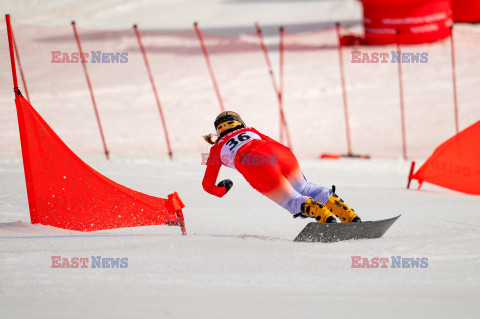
202,127,332,215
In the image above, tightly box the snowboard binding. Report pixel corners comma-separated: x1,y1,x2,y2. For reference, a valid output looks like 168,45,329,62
326,185,361,223
298,198,336,223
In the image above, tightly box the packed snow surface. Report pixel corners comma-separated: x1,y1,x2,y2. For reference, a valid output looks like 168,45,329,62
1,0,479,318
2,155,479,319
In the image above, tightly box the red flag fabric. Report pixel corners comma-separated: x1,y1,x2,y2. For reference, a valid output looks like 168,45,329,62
412,120,480,195
15,95,186,232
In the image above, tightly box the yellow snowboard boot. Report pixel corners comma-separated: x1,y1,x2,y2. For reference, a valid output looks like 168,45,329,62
300,198,337,223
326,186,361,223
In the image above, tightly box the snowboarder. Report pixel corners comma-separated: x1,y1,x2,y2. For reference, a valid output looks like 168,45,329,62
202,111,361,223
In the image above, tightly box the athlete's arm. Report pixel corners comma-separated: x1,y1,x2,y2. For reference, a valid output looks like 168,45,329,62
202,147,228,197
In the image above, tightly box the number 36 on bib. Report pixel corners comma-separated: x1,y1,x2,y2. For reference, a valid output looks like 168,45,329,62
220,131,261,167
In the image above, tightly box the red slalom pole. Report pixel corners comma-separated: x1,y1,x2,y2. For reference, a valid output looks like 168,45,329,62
11,27,30,101
133,24,173,160
254,22,289,146
449,26,459,134
6,14,39,223
194,22,225,112
71,21,110,160
396,31,408,160
279,26,285,145
335,22,353,156
255,22,279,95
6,15,19,94
407,161,416,189
278,26,292,149
254,22,281,139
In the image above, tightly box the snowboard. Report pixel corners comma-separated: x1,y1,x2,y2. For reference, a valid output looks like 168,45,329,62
294,215,400,243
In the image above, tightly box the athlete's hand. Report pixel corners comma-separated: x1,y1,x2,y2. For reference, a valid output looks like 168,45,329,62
217,179,233,194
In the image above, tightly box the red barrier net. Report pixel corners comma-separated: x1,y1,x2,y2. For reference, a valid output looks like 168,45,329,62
2,20,480,159
14,94,185,232
411,120,480,194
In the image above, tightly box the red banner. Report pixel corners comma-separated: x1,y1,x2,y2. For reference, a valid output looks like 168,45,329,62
359,0,452,44
453,0,480,22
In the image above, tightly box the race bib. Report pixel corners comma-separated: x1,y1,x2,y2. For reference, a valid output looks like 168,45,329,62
220,131,261,168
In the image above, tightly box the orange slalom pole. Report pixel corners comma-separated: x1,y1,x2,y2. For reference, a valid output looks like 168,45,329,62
133,24,173,160
449,25,459,134
11,27,30,101
6,14,39,223
278,25,285,144
278,26,292,149
396,30,408,160
194,22,225,112
6,14,19,94
254,22,292,148
71,21,110,160
335,22,353,157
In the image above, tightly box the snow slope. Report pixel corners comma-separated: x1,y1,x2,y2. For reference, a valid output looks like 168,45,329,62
1,1,480,318
1,155,480,319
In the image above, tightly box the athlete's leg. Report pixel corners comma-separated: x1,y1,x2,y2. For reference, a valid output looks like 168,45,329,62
290,175,333,205
270,142,333,204
237,149,309,216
